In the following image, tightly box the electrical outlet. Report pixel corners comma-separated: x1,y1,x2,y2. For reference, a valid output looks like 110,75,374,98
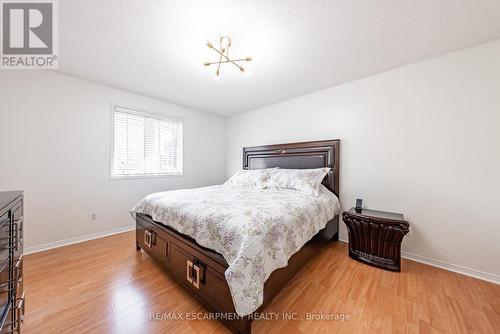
91,213,97,221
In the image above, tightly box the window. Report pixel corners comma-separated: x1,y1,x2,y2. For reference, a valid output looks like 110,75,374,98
111,106,183,178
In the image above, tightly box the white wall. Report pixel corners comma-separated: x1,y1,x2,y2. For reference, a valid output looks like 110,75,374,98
226,40,500,280
0,71,226,250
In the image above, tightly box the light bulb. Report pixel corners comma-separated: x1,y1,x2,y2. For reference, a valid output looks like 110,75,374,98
220,36,231,50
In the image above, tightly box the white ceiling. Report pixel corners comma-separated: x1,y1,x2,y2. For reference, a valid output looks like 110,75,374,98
58,0,500,116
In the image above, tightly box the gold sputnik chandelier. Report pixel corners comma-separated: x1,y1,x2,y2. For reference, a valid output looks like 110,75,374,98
204,36,252,78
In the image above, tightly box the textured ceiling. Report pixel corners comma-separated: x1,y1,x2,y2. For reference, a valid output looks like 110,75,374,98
58,0,500,115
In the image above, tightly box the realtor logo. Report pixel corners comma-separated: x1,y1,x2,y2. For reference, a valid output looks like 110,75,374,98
1,0,58,69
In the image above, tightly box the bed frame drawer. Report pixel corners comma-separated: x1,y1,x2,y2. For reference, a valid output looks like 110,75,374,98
169,243,234,313
136,222,168,265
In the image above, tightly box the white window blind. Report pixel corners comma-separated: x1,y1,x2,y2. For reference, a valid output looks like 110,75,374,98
111,106,183,178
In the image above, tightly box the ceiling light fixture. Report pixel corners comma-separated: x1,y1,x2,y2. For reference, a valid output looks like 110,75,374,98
204,36,252,78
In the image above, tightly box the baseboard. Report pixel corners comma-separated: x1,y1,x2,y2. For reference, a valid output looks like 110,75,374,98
338,238,499,285
25,225,135,255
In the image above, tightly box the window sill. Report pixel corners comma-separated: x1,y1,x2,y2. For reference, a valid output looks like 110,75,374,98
110,173,184,180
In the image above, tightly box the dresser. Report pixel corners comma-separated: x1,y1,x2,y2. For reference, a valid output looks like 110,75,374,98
0,191,24,333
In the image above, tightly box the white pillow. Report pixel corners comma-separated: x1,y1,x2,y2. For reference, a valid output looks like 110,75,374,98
266,168,330,196
225,169,275,189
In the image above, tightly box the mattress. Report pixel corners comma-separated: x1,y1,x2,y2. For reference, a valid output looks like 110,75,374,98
131,184,340,316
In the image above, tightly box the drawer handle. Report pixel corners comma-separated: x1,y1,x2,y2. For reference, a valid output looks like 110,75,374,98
15,257,23,284
17,292,25,324
186,260,200,289
144,230,157,248
13,217,23,252
151,230,157,246
144,230,152,247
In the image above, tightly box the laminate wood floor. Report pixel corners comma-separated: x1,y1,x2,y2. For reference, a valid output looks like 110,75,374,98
23,231,500,334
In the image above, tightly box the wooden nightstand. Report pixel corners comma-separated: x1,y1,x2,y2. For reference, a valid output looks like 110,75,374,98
342,208,409,272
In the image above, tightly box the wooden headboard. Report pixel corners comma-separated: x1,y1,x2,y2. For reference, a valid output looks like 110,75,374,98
243,139,340,197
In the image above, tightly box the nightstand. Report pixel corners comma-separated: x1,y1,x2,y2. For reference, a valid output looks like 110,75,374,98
342,208,409,272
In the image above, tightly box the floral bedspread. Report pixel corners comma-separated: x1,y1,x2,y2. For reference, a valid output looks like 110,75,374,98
131,184,340,316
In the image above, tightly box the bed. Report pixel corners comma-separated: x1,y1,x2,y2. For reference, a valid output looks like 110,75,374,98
132,139,340,333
